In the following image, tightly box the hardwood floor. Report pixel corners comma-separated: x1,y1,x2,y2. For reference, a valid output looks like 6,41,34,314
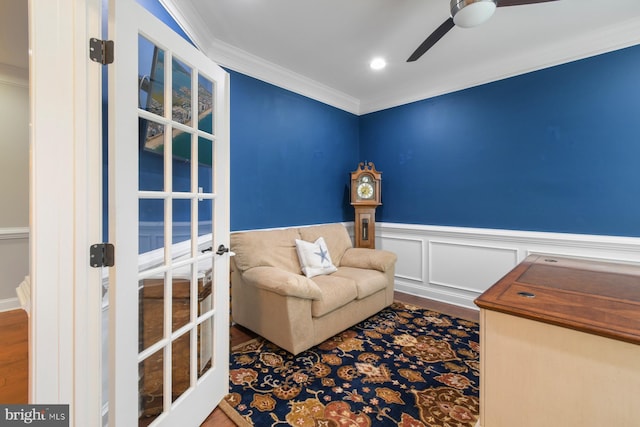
394,291,479,322
0,309,28,404
0,292,478,426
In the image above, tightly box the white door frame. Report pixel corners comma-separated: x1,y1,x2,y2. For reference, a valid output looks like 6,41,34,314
29,0,103,425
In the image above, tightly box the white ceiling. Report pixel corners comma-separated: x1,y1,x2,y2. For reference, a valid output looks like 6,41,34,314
2,1,639,114
162,0,640,115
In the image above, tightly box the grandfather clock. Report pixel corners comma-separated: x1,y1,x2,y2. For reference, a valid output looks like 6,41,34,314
350,162,382,249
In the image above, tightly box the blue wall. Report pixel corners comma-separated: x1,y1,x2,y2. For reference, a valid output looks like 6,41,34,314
137,0,640,237
134,0,359,234
360,45,640,237
229,71,358,230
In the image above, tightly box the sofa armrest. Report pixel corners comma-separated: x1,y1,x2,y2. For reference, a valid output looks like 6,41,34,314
340,248,397,272
241,266,322,300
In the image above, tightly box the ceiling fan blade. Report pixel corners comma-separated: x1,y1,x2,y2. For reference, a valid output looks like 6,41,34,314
497,0,559,7
407,17,455,62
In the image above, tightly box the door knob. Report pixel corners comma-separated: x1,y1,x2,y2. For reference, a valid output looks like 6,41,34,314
215,244,230,256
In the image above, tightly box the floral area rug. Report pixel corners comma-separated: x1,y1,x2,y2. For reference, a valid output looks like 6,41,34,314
220,302,480,427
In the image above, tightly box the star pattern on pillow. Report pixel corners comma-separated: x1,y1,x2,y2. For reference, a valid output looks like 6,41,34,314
315,246,330,265
295,237,337,278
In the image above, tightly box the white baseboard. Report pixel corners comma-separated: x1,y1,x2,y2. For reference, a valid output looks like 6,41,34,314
0,227,29,306
0,297,21,312
376,223,640,310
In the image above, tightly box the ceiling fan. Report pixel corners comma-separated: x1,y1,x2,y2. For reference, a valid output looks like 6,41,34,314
407,0,559,62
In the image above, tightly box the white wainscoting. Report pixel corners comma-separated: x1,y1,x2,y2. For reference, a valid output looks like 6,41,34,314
0,227,29,311
375,223,640,310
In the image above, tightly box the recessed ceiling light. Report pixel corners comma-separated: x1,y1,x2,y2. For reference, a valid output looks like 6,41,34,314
370,58,386,70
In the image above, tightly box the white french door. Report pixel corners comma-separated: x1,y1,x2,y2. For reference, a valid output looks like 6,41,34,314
108,1,230,426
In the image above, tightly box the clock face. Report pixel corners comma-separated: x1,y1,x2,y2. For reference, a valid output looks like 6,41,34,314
351,170,380,205
357,182,374,199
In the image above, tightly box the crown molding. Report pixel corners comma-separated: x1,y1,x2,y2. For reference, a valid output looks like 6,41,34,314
203,39,361,115
158,0,211,53
359,16,640,115
158,2,640,116
160,0,360,115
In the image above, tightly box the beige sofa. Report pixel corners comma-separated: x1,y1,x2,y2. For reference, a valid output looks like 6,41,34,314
230,223,397,355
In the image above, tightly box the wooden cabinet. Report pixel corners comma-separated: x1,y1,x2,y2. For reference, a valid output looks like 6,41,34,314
475,255,640,427
350,162,381,249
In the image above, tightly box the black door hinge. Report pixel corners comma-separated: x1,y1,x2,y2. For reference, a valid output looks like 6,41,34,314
90,243,115,268
89,38,114,65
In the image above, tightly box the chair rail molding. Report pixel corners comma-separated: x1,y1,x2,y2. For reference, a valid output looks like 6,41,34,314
0,63,28,87
231,222,640,310
0,227,29,240
375,222,640,310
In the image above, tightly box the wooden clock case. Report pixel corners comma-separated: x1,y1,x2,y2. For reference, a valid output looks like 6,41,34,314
350,162,381,249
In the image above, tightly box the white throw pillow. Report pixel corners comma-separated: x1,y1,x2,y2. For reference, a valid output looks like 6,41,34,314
295,237,338,278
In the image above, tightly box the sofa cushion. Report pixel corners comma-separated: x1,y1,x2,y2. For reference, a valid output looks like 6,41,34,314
295,237,338,278
310,275,357,317
231,228,302,274
242,266,322,300
298,223,352,267
340,248,398,273
332,267,389,299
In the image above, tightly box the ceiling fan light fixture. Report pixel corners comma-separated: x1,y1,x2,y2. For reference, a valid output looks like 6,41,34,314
451,0,497,28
